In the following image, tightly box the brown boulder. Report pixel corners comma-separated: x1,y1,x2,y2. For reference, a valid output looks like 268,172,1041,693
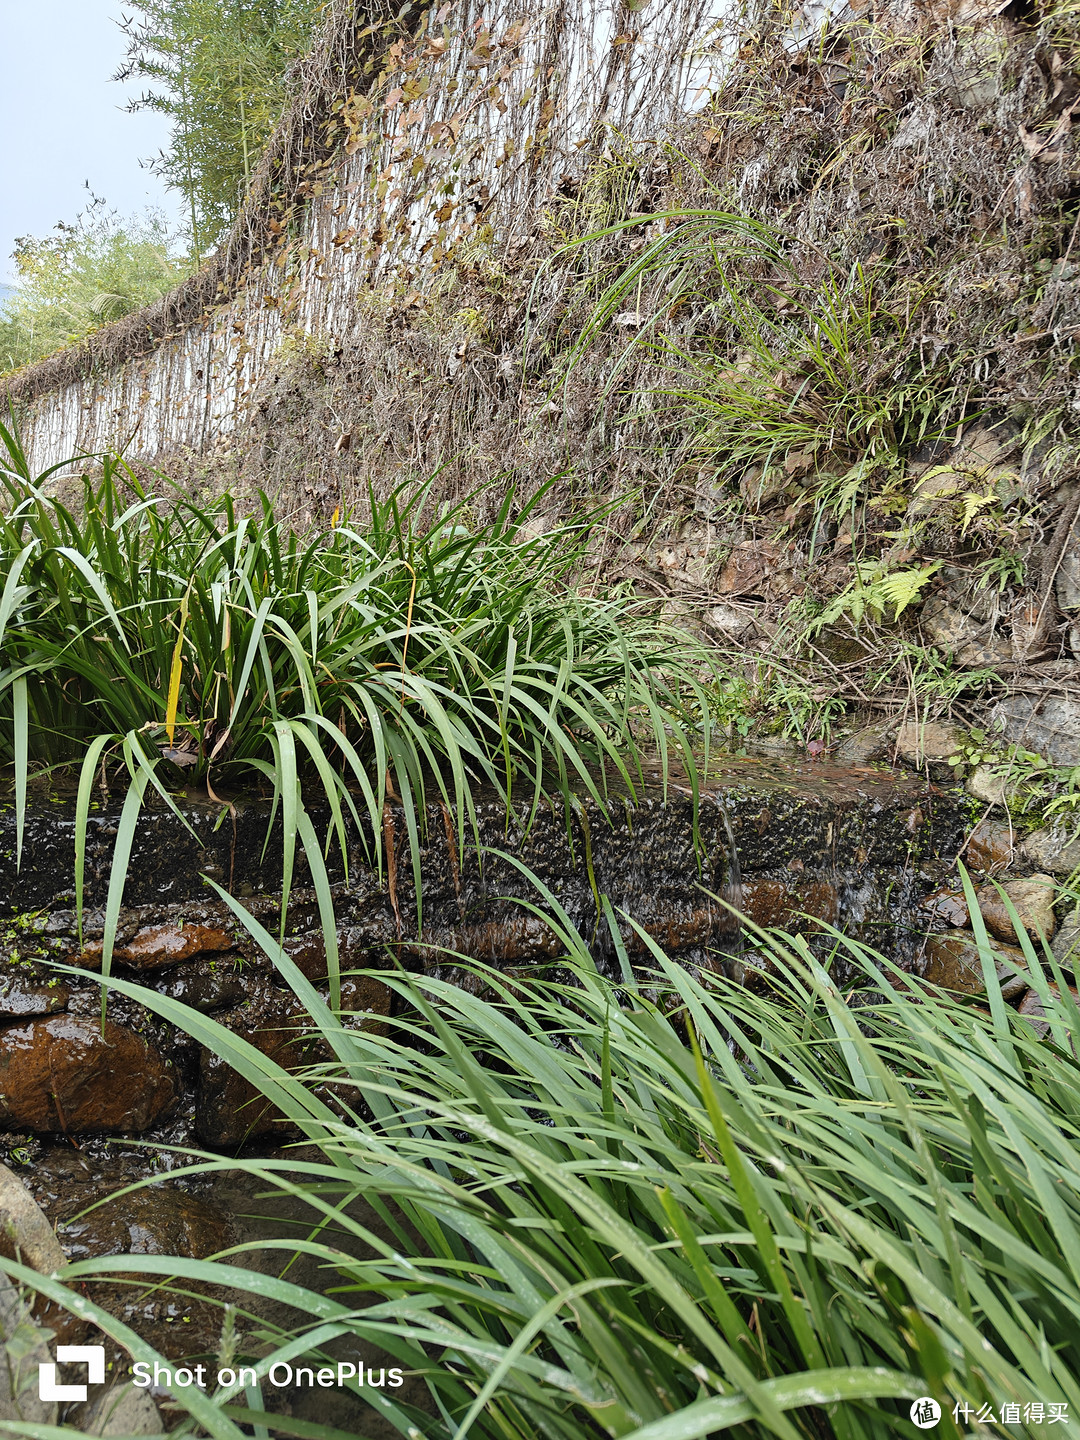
196,997,317,1147
1018,985,1080,1042
195,974,392,1146
407,915,564,965
337,975,392,1032
80,924,234,973
977,875,1057,945
58,1186,232,1263
740,879,838,931
966,816,1015,873
922,890,969,928
0,1018,176,1134
922,932,1028,999
154,956,248,1012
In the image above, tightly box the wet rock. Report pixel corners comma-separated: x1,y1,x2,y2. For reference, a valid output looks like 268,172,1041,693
196,996,318,1147
1023,825,1080,877
337,975,392,1030
922,890,969,927
153,955,249,1012
71,1380,162,1436
637,908,715,953
0,757,975,1000
835,723,893,766
895,720,965,779
0,1161,83,1345
408,915,564,965
1017,985,1080,1041
739,735,804,760
119,923,234,970
740,879,838,930
967,764,1009,807
966,816,1014,872
977,875,1057,945
0,973,70,1019
57,1185,232,1263
992,694,1080,768
0,1018,177,1134
80,924,235,973
922,932,1029,999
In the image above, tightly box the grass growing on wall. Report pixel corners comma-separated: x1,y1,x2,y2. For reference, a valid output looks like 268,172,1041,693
10,882,1080,1439
0,427,710,988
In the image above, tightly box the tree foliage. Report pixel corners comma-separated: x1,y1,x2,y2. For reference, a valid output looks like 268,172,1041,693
115,0,327,255
0,198,190,374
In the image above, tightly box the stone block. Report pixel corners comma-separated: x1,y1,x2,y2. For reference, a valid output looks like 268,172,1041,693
0,1019,176,1134
895,720,965,779
993,694,1080,768
977,875,1057,945
922,932,1029,998
1024,825,1080,877
967,765,1009,807
834,723,894,765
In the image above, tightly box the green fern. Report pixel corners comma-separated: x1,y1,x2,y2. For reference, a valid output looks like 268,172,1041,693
808,559,941,634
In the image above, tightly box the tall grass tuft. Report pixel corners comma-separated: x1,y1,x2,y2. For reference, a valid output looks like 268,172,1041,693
546,208,967,480
0,425,709,985
16,888,1080,1440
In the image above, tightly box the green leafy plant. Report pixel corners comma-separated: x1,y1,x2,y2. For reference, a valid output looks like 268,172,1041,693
806,560,941,635
0,427,710,993
865,642,997,720
11,877,1080,1439
947,731,1080,831
974,550,1025,595
115,0,325,252
545,209,969,486
0,197,191,374
712,658,849,745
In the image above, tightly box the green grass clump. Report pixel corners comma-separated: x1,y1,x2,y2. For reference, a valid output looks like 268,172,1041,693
0,425,707,987
19,886,1080,1440
549,208,969,489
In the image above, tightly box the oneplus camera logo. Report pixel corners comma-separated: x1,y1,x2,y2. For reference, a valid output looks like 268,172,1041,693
38,1345,106,1402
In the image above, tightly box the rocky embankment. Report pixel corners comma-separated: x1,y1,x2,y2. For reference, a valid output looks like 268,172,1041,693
0,757,973,1150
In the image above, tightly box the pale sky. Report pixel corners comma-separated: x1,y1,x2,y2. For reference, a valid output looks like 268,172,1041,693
0,1,184,283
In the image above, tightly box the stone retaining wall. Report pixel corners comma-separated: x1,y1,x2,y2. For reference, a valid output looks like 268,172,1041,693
0,758,968,1145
